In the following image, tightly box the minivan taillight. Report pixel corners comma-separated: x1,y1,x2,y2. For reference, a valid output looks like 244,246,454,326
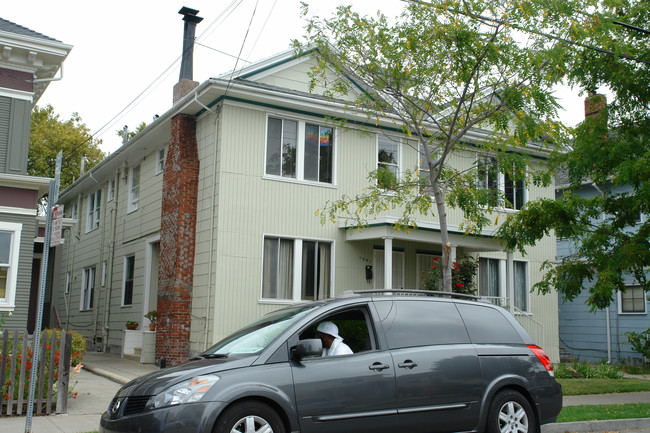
528,344,554,377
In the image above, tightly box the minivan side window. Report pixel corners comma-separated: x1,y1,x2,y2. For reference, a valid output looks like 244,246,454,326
456,303,524,344
299,307,375,353
383,300,470,349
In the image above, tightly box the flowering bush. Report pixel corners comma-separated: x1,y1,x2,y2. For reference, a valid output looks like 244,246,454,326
1,329,86,403
422,256,478,296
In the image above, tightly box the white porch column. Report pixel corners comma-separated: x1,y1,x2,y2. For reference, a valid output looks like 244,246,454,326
383,237,393,290
293,239,303,302
450,245,457,263
506,251,515,313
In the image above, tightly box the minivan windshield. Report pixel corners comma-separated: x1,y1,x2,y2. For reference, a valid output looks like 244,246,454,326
202,304,318,357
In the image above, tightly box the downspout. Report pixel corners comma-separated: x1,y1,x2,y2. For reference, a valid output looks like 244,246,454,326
592,182,612,363
32,64,64,83
201,99,220,350
93,180,108,345
102,170,120,353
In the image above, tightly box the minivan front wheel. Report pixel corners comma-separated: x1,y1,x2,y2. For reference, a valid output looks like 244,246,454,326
487,390,536,433
214,401,286,433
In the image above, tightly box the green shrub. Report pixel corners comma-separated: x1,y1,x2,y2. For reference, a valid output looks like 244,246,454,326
626,328,650,360
555,361,622,379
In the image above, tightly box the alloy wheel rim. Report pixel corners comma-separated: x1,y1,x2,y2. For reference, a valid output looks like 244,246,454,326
498,401,528,433
230,415,273,433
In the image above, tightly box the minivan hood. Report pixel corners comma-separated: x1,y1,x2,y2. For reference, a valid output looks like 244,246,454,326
116,356,257,397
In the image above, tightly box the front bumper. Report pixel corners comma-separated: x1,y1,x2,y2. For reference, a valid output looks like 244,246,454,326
99,400,226,433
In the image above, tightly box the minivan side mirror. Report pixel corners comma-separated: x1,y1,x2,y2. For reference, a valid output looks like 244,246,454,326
292,338,323,359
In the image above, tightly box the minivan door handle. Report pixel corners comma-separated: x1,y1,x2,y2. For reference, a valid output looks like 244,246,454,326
369,362,390,371
398,360,418,369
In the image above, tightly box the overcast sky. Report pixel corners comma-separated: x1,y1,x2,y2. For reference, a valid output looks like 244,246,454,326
5,0,587,154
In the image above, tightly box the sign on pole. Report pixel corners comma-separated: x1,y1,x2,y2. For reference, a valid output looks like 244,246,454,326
50,204,64,247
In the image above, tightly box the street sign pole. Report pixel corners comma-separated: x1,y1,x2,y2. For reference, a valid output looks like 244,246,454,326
25,151,61,432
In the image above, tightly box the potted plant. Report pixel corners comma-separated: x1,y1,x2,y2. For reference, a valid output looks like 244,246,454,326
144,310,157,331
125,321,139,330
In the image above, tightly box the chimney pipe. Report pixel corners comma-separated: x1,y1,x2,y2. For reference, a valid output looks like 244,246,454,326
174,7,203,103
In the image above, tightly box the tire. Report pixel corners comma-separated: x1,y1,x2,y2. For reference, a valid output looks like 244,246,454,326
214,400,286,433
486,390,536,433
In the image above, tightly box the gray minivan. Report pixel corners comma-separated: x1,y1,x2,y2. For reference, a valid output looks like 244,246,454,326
100,291,562,433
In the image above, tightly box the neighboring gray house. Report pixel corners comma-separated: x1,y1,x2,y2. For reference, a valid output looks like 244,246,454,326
0,18,71,331
558,181,649,363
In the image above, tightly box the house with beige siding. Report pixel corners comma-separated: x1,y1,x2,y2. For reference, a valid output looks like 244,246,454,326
50,46,560,366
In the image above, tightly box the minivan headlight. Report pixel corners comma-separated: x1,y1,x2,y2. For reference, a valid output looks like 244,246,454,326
150,375,220,408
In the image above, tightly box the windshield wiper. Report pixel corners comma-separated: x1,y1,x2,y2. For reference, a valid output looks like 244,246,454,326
201,353,229,359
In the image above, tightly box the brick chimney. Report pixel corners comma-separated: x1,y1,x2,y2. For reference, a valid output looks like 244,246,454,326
173,6,203,104
156,8,202,367
584,90,607,120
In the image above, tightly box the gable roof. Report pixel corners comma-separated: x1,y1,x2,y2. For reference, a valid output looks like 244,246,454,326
0,17,61,42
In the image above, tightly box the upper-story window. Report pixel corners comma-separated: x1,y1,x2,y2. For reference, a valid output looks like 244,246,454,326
86,189,101,232
265,116,334,184
80,266,95,311
377,135,401,183
128,164,140,213
156,148,165,175
0,222,21,312
107,178,116,202
477,155,527,210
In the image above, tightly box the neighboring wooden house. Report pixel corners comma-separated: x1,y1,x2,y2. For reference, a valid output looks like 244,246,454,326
0,18,70,331
557,180,648,363
51,31,560,365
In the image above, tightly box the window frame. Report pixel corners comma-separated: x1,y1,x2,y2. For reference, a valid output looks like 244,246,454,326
477,155,528,211
85,189,101,233
122,255,135,306
80,266,96,311
127,164,141,213
156,148,166,175
0,222,22,312
478,257,529,312
618,285,647,315
107,177,116,202
261,236,334,303
264,115,336,186
377,134,401,183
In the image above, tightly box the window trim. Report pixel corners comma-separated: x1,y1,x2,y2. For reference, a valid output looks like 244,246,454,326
377,134,402,181
618,285,648,315
260,235,334,304
80,266,96,311
264,115,336,186
0,222,22,312
85,189,101,233
127,164,141,213
476,155,528,211
155,148,166,175
122,255,135,306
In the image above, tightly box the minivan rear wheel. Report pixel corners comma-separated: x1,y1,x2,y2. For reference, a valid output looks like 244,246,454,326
487,390,536,433
214,400,286,433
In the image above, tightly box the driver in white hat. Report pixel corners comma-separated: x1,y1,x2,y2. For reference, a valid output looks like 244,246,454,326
316,321,353,356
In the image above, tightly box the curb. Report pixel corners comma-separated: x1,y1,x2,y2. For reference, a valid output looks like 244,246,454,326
542,418,650,433
83,364,129,385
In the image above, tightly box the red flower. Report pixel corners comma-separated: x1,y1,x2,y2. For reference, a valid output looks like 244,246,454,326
431,264,437,268
433,257,439,262
3,393,8,401
453,262,460,270
455,283,464,288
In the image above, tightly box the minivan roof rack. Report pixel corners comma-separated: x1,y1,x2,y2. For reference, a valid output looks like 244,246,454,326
346,289,479,300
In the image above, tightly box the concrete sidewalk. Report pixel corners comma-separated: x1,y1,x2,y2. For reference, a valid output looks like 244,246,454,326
3,352,650,433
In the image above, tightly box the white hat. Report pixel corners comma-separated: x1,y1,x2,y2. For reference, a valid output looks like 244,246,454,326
317,321,341,339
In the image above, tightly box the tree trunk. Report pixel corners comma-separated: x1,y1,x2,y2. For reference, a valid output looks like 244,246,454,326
432,183,452,292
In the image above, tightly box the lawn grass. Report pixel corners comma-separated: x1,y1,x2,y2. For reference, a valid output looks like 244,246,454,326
557,403,650,423
558,378,650,395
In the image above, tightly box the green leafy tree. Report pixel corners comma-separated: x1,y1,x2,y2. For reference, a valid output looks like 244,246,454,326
116,121,148,142
29,105,105,191
299,0,568,291
497,0,649,309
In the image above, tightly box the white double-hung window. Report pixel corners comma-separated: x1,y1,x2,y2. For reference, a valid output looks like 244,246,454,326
86,189,101,232
128,164,141,213
478,257,529,312
265,116,334,184
0,223,21,312
262,236,332,302
81,266,96,311
477,155,527,210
